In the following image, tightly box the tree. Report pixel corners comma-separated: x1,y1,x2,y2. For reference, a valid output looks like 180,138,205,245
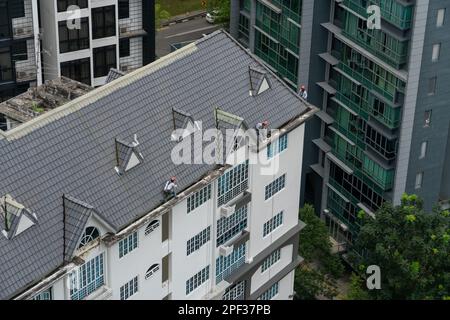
209,0,230,25
348,194,450,300
155,3,170,29
294,204,345,299
298,204,344,278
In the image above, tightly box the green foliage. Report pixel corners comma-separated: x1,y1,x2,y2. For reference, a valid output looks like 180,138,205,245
294,204,345,299
31,102,44,113
155,3,171,28
208,0,230,24
294,266,338,300
346,273,371,300
298,204,344,278
350,194,450,300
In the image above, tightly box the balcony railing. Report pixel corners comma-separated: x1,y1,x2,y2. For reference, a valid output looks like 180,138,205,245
342,0,413,30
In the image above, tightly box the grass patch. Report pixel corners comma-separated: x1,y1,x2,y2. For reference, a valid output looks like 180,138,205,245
157,0,204,17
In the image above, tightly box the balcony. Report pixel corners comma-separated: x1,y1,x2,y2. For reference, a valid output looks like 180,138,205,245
342,0,414,30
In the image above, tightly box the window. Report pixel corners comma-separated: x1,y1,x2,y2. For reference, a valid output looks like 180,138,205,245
93,45,117,77
162,254,170,283
415,172,424,189
10,0,25,18
261,249,281,272
432,43,441,62
216,205,248,246
0,1,10,39
58,18,89,53
145,220,159,236
119,38,130,58
216,243,246,284
33,287,52,300
0,47,13,82
267,134,288,159
419,141,427,159
12,42,27,61
223,281,245,300
186,226,211,255
187,184,211,213
119,0,129,19
437,9,446,27
145,264,159,279
57,0,88,12
61,58,91,85
69,253,104,300
217,160,249,206
424,110,432,127
78,226,100,249
257,282,279,300
92,6,116,39
428,77,437,95
263,211,283,237
120,276,138,300
264,174,286,200
119,231,138,258
186,266,210,295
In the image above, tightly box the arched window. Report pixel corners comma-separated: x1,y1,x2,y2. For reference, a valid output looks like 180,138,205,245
145,220,160,236
145,264,159,279
78,226,100,249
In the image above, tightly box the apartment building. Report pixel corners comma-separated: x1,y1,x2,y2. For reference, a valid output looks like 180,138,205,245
230,0,303,90
39,0,155,87
0,0,41,105
230,0,450,252
0,31,316,300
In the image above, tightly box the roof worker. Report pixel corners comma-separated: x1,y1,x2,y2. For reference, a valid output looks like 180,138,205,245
164,176,178,200
255,120,269,141
299,85,308,100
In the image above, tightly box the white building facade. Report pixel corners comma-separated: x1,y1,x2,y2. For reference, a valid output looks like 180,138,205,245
39,0,154,87
21,121,307,300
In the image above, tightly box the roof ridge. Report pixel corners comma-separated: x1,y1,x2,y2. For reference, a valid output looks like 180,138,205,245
0,34,202,142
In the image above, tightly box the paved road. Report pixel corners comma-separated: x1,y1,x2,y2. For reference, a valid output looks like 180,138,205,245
156,17,222,58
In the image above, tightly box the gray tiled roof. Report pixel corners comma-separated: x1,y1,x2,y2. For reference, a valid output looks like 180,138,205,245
0,31,311,299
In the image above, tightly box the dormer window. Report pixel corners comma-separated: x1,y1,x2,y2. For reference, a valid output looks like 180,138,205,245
1,194,37,239
171,107,200,141
78,226,100,249
115,135,144,175
249,66,271,96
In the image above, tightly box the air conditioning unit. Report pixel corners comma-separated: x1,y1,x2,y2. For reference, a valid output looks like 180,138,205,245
120,26,128,34
121,65,129,72
219,245,233,256
220,204,236,218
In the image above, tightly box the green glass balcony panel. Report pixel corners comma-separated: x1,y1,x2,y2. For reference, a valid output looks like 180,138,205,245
272,0,302,25
327,188,362,234
334,75,401,129
255,1,300,53
342,0,414,30
343,13,409,68
241,0,251,12
238,14,250,45
254,30,298,84
362,155,394,190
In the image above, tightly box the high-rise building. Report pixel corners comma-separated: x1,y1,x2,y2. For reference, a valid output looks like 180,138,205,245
0,0,41,105
39,0,155,87
230,0,450,252
0,31,316,300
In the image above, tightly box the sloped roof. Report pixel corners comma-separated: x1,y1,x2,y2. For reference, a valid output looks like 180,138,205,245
0,30,313,299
